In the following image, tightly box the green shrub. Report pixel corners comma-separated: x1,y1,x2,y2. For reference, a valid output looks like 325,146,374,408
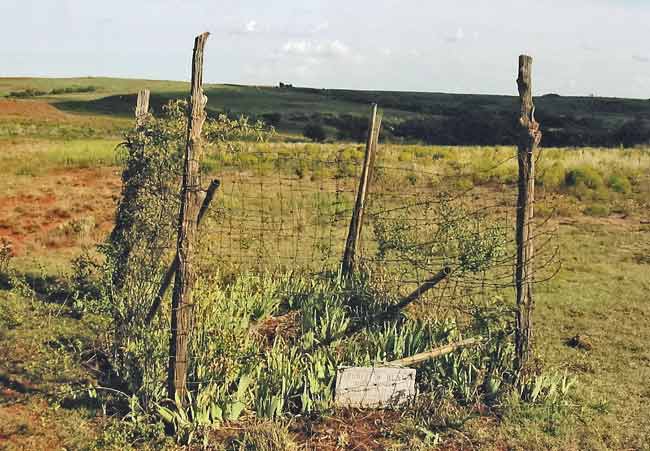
516,371,576,405
583,203,610,217
398,150,415,162
303,123,326,142
539,162,566,190
455,177,474,191
373,195,507,275
81,100,273,419
0,238,13,277
607,174,632,194
564,167,604,190
301,294,350,347
345,320,449,366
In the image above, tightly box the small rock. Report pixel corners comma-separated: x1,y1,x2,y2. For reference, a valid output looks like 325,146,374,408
566,334,593,351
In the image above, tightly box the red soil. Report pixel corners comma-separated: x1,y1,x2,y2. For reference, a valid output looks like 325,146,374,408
0,99,70,121
0,401,65,451
0,167,120,256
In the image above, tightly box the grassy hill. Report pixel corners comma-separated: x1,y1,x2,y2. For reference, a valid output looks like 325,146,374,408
2,77,650,145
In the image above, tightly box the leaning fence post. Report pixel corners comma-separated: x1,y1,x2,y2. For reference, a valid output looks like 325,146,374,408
514,54,542,372
168,32,210,403
342,103,382,278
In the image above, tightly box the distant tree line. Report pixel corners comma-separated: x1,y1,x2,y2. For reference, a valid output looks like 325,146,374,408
6,86,97,98
282,88,650,147
295,110,650,147
391,113,650,147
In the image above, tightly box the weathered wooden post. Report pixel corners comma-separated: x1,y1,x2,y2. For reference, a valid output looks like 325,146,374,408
342,103,382,278
145,178,220,326
514,54,542,372
135,89,150,122
168,32,210,402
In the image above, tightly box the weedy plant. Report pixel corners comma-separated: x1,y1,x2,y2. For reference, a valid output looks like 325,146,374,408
373,194,508,277
75,100,273,415
0,238,13,288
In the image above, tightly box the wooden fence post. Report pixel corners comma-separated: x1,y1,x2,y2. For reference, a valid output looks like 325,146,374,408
514,54,542,372
342,103,382,278
135,89,150,122
145,179,220,326
168,32,210,402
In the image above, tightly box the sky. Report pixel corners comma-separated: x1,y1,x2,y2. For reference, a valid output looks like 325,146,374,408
1,0,649,98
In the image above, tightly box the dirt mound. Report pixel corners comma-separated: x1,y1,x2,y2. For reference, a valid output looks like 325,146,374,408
0,99,69,121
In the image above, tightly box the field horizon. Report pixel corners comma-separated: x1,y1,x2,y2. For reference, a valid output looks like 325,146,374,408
2,76,650,147
4,75,650,100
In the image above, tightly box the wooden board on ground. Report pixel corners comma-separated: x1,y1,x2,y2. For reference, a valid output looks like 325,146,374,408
335,366,416,408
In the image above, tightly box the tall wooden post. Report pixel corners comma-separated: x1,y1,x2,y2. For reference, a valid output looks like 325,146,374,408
514,54,542,372
168,32,210,402
342,104,382,278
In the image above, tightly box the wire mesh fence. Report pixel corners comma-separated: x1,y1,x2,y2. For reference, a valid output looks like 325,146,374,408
123,140,562,399
196,142,559,301
108,84,560,410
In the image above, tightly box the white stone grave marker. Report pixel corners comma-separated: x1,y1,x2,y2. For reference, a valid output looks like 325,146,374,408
334,366,416,408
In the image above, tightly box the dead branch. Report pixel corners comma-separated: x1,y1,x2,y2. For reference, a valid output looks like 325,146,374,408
387,337,481,366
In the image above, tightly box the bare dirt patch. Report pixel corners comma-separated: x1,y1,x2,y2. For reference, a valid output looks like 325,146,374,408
0,167,120,256
0,402,65,451
0,99,70,122
292,410,403,450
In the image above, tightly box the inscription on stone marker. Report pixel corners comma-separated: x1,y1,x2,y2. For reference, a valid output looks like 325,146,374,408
335,367,416,408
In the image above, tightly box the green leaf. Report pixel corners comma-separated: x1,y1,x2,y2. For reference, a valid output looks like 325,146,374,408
237,374,254,400
211,404,223,422
157,405,176,424
227,401,245,421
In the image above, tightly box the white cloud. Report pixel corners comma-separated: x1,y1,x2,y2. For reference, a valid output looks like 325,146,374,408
633,54,650,63
281,39,350,57
329,40,350,56
445,27,465,43
282,40,309,54
312,22,329,33
244,20,257,33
